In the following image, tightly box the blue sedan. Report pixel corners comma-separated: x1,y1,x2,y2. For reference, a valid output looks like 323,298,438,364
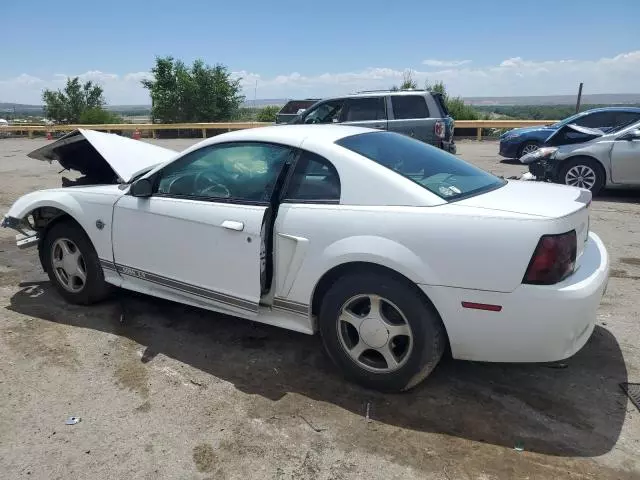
499,107,640,159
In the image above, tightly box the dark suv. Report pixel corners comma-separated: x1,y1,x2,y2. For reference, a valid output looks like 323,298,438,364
292,90,456,153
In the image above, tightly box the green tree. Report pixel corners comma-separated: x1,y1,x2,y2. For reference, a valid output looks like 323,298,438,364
42,77,107,123
79,107,122,124
425,80,479,120
256,105,280,122
400,70,418,90
391,70,418,91
142,56,245,123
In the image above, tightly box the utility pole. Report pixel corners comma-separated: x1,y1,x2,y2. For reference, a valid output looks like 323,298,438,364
575,82,583,114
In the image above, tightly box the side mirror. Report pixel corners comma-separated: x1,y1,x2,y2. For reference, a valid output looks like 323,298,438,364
129,178,153,197
619,129,640,141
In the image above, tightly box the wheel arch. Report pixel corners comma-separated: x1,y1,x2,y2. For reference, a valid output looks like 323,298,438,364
558,154,607,183
310,261,450,349
30,206,93,271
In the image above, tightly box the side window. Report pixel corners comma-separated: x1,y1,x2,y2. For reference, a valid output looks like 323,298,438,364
614,112,640,128
391,96,430,119
342,97,387,122
283,150,341,202
573,112,615,129
303,100,345,124
156,142,292,202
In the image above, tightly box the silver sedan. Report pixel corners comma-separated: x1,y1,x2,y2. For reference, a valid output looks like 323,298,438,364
521,120,640,195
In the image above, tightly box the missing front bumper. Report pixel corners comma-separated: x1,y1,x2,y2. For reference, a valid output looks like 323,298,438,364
2,215,39,249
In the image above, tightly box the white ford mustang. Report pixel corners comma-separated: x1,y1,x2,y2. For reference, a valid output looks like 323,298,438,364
2,125,609,391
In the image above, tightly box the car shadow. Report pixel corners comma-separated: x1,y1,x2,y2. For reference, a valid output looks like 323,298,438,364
499,158,522,165
598,187,640,204
7,281,628,458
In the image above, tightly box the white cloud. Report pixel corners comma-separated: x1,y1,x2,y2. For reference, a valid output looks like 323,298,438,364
423,59,472,67
1,50,640,105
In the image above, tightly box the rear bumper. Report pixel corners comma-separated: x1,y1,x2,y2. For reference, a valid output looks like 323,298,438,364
422,231,609,363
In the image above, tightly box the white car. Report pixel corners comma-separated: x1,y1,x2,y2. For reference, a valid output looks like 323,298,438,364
2,125,609,391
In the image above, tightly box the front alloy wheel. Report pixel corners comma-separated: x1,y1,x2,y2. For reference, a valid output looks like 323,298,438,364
51,238,87,293
564,164,597,190
558,157,605,195
43,220,112,305
518,141,539,158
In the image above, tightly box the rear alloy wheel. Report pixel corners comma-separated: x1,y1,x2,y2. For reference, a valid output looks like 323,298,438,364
559,158,605,195
337,294,413,374
319,272,446,392
518,141,539,158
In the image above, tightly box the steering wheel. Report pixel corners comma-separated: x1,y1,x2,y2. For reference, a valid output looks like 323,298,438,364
194,171,232,198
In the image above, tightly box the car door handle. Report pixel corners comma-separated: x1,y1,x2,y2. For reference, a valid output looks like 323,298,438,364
221,220,244,231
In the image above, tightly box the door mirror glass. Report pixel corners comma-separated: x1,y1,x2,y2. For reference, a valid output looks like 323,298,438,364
130,178,153,197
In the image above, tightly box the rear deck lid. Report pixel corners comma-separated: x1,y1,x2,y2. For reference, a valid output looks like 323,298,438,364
28,129,177,183
455,179,591,218
456,180,591,263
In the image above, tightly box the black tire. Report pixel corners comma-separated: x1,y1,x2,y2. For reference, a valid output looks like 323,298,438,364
518,141,540,159
557,157,605,196
318,272,446,392
42,220,112,305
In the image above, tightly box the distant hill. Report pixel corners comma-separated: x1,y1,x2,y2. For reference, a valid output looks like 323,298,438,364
0,102,44,114
464,93,640,106
241,98,288,107
3,93,640,116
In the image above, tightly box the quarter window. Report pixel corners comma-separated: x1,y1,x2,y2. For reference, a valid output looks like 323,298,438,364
156,142,292,202
391,96,430,119
284,150,340,202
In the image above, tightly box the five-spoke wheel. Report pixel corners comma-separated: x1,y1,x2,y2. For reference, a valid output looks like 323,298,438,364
319,271,446,392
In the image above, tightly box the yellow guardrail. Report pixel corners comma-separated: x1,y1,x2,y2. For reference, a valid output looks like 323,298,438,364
2,119,556,140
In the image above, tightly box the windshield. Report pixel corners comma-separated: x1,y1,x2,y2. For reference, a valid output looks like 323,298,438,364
294,100,343,125
551,111,587,128
336,132,505,201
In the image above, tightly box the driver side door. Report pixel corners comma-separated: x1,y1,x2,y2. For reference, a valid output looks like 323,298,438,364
111,141,294,317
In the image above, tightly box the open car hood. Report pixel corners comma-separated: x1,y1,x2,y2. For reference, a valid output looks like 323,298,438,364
27,129,177,183
545,123,604,146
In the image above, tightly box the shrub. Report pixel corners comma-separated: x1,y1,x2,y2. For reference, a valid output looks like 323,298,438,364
256,105,280,123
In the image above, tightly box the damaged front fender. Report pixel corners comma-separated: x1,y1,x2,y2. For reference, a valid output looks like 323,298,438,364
2,189,89,251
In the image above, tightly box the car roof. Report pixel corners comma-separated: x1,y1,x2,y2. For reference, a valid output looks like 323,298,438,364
192,124,374,149
581,106,640,113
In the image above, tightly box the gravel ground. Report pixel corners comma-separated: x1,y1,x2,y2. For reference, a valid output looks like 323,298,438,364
1,138,639,480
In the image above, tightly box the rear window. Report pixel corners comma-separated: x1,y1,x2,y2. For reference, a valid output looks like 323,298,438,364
336,131,505,200
391,96,430,119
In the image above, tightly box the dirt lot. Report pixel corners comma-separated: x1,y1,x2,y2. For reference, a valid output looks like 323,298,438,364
1,138,639,480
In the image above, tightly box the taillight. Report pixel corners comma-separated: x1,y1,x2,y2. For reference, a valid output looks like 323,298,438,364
523,230,577,285
434,120,445,139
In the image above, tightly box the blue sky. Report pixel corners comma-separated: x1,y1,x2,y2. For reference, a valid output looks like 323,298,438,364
2,0,639,104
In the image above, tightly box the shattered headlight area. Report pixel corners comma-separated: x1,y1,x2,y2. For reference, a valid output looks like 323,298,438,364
520,147,558,165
